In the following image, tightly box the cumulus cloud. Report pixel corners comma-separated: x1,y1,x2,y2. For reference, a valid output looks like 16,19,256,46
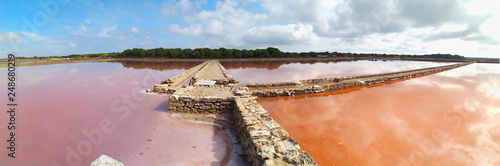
243,23,316,46
19,32,49,40
130,26,139,33
163,0,268,47
167,24,201,36
0,32,22,43
9,0,497,58
69,42,77,48
161,0,207,17
162,0,497,57
66,23,89,35
98,25,117,38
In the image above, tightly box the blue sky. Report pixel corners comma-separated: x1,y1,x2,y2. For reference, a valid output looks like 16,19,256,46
0,0,498,58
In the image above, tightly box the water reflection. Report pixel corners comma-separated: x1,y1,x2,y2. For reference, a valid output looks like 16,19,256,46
258,63,500,165
114,60,199,71
226,60,449,83
0,62,234,165
220,59,358,70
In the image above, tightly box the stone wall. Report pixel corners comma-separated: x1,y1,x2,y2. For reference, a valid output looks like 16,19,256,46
190,60,237,85
160,60,210,86
167,86,235,114
152,60,210,93
217,60,237,84
242,81,303,89
233,97,316,166
167,95,235,114
251,82,364,97
152,84,177,93
190,60,211,85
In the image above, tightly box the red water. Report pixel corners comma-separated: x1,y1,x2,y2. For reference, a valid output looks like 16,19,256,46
0,62,236,165
258,63,500,165
225,60,447,83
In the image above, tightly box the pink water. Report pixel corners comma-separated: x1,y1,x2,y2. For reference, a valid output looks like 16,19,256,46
0,62,236,165
224,60,447,83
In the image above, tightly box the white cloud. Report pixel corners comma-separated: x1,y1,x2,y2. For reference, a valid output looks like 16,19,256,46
161,0,207,17
243,23,316,46
19,32,49,40
66,23,88,35
259,0,324,22
164,0,267,47
98,25,117,38
69,42,77,48
130,26,139,33
7,0,497,58
83,19,92,24
0,32,22,43
160,0,498,57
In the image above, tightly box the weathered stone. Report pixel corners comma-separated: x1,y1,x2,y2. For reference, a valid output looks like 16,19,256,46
194,79,216,86
202,96,217,102
91,155,124,166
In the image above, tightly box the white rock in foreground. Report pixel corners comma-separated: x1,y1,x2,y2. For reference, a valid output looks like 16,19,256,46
90,155,124,166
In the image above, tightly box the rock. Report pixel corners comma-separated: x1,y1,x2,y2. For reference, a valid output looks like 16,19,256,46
90,155,124,166
234,90,251,96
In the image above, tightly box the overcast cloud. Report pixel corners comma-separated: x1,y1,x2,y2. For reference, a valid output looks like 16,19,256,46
0,0,498,58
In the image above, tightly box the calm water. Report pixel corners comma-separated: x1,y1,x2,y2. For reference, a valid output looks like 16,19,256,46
2,60,498,166
224,60,448,83
0,62,236,165
258,63,500,165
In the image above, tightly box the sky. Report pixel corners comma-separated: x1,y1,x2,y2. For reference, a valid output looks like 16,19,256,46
0,0,498,58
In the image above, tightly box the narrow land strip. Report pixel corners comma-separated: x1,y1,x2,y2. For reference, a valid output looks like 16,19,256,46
197,60,226,80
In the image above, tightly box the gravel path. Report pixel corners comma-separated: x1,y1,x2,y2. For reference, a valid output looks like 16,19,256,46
198,60,226,80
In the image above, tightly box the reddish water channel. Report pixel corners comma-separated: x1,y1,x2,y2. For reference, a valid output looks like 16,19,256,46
258,63,500,165
0,61,238,165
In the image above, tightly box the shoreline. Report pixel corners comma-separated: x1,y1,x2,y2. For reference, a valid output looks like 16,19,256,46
0,56,497,68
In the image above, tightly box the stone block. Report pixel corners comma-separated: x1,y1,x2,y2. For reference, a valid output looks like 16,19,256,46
180,96,194,102
202,96,217,102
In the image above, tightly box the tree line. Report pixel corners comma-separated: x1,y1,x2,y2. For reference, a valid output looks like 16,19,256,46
19,47,467,60
64,47,284,59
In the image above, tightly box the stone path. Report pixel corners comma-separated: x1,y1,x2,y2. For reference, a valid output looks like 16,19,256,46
197,60,226,80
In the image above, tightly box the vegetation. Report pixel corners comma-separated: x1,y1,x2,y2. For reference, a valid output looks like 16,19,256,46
6,47,470,60
57,47,467,60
